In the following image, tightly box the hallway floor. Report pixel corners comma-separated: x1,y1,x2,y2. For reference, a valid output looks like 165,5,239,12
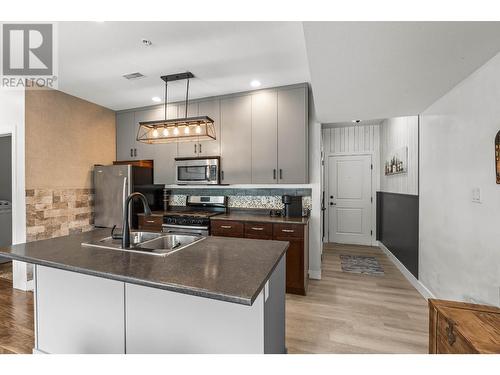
286,243,429,353
0,243,428,354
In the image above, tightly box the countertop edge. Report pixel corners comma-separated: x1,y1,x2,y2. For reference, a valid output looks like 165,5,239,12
0,252,258,306
210,215,309,225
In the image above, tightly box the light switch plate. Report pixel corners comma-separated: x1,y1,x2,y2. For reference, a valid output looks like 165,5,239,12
472,187,481,203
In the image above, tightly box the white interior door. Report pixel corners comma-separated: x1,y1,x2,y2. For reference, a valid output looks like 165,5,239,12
328,155,372,245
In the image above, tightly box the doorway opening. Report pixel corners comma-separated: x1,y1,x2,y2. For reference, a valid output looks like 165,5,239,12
321,120,382,246
0,135,13,282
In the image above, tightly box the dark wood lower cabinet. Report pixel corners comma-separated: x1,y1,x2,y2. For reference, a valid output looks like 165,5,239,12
211,219,309,295
138,215,163,232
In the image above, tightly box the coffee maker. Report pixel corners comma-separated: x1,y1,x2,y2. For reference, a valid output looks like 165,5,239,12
282,195,303,217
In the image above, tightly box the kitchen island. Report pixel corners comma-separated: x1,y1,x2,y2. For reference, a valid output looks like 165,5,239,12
0,228,288,354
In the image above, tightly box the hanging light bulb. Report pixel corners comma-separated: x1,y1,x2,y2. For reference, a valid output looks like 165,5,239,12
196,124,202,134
173,126,179,136
152,128,159,138
184,125,190,134
163,127,169,137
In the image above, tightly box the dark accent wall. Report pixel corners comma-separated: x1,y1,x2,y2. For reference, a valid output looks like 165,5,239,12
376,192,419,278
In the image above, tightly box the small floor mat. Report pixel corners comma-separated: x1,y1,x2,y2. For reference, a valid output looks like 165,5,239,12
340,255,384,276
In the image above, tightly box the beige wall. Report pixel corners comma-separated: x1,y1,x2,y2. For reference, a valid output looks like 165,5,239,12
25,89,116,189
24,89,115,241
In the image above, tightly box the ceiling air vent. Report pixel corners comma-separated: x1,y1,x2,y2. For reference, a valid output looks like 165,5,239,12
123,72,145,80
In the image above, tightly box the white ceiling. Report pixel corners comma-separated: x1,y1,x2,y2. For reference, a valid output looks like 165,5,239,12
304,22,500,123
57,22,500,120
57,22,310,111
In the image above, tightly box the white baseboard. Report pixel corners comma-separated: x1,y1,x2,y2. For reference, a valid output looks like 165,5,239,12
309,270,321,280
378,242,435,300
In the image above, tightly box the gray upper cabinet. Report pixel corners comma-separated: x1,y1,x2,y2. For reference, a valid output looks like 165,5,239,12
277,86,308,184
251,91,278,184
134,107,164,160
116,84,308,186
197,99,220,157
116,111,136,160
220,95,252,184
176,102,199,157
152,104,178,184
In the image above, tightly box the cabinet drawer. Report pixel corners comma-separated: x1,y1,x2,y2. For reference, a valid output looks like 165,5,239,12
138,216,163,232
211,220,244,237
244,222,273,240
436,314,476,354
273,223,304,239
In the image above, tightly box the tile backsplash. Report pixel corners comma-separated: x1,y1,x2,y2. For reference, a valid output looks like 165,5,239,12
26,188,94,242
170,193,311,210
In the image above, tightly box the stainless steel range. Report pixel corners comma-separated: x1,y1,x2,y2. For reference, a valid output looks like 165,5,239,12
162,196,227,236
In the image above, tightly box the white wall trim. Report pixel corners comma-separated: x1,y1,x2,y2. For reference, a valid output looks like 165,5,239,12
379,242,434,300
0,88,28,291
308,270,321,280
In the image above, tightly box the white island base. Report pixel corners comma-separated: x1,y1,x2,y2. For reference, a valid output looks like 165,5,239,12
32,257,285,354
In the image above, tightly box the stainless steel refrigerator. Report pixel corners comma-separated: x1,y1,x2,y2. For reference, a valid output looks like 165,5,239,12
93,165,155,229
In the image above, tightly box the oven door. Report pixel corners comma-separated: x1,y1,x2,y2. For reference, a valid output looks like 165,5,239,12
175,159,219,185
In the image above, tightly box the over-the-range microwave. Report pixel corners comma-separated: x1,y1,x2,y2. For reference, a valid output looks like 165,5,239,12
175,157,220,185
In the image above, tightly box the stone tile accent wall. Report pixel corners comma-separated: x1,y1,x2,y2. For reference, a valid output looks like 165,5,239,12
26,188,94,241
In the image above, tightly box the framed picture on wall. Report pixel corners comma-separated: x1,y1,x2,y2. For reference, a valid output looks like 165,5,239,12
384,146,408,176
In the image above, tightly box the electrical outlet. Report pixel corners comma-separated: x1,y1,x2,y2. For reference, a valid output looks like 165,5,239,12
472,187,482,203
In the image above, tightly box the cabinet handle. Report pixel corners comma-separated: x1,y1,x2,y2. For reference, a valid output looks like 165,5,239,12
199,143,202,153
134,148,137,157
221,171,224,181
251,227,264,231
282,229,294,233
194,144,197,153
273,169,276,180
130,148,133,157
220,225,232,229
279,169,283,179
146,220,156,224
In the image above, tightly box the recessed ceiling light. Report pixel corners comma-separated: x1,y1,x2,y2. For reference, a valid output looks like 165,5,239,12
152,96,161,103
250,80,261,88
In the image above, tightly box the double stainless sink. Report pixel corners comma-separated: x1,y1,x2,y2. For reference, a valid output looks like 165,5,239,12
82,231,205,256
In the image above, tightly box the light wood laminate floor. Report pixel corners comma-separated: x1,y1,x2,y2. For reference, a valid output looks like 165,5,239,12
0,244,428,354
286,243,429,353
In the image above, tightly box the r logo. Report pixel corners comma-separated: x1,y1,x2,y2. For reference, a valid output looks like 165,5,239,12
2,24,53,76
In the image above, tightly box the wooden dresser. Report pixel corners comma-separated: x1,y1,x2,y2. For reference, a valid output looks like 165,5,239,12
429,299,500,354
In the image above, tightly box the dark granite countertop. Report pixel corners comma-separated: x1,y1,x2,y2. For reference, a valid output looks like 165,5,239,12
211,212,309,225
0,229,288,306
137,210,166,217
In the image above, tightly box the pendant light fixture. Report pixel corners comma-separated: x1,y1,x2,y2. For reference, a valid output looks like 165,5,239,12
136,72,216,144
